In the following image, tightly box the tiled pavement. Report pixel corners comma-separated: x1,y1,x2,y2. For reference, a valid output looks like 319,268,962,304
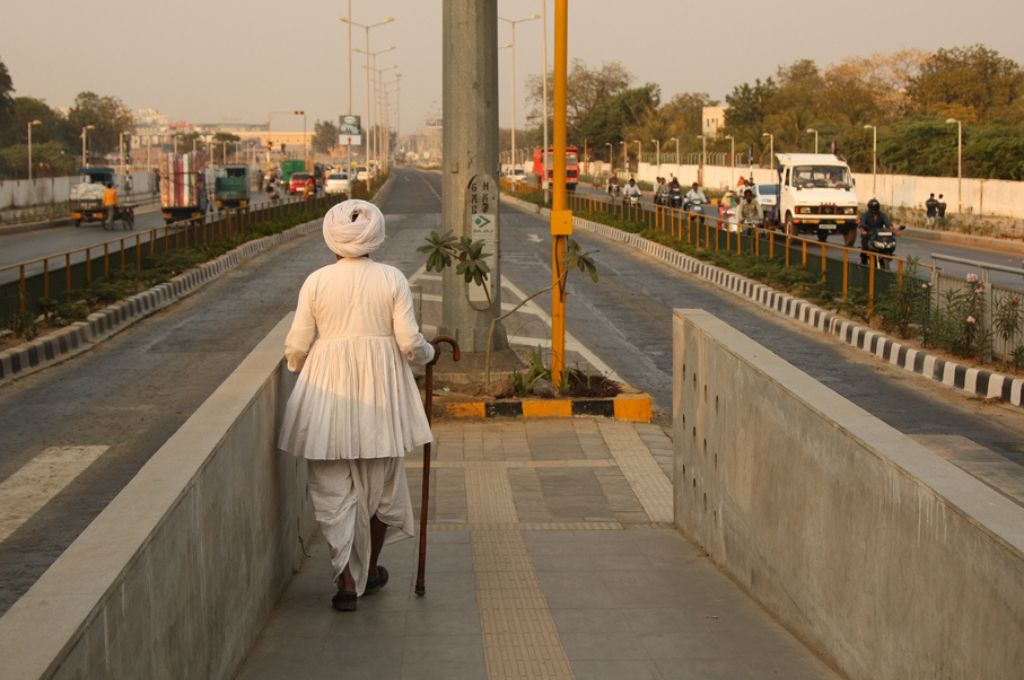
236,420,836,680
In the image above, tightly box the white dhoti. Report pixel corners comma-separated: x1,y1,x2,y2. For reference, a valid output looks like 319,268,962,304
307,457,415,595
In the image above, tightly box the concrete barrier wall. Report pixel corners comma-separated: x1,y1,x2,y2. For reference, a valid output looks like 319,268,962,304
0,315,315,679
0,172,155,210
672,309,1024,680
586,160,1024,219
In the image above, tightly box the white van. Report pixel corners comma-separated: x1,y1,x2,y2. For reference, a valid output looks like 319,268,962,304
775,153,859,244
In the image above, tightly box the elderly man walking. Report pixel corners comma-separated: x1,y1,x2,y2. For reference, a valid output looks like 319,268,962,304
278,199,435,611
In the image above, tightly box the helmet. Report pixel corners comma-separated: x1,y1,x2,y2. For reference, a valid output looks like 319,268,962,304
867,198,880,212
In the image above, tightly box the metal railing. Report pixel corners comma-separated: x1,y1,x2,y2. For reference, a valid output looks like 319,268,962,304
931,253,1024,362
502,179,934,312
1,193,334,327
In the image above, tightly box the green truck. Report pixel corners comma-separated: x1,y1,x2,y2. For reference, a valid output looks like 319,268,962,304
280,159,307,186
214,164,251,208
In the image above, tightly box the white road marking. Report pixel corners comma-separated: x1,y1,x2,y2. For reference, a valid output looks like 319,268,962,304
417,292,541,315
408,259,618,380
506,335,622,381
499,277,619,380
526,233,542,243
0,446,109,542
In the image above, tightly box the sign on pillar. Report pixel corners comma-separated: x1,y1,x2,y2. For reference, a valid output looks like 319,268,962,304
466,174,498,305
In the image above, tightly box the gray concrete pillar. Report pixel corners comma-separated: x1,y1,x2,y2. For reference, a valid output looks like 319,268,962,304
441,0,504,352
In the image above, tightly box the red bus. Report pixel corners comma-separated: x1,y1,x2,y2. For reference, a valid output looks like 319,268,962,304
532,145,579,192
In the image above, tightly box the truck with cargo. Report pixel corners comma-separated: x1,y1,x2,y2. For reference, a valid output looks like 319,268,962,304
213,164,251,208
775,153,859,244
69,167,137,229
279,159,307,187
160,152,208,224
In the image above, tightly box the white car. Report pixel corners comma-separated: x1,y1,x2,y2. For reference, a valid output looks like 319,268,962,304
354,166,369,182
325,173,352,196
505,168,527,185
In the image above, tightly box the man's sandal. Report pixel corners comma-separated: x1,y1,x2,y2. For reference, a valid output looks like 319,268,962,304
331,590,358,612
363,566,389,596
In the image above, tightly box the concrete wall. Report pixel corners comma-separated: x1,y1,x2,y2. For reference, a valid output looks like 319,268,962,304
0,171,155,210
586,160,1024,220
0,315,315,680
672,309,1024,680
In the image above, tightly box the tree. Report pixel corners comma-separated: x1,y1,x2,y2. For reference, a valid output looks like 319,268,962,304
824,49,928,121
2,97,73,147
212,131,240,143
67,92,135,160
580,83,660,152
724,78,777,130
907,45,1024,122
313,120,339,154
0,57,13,118
526,60,632,141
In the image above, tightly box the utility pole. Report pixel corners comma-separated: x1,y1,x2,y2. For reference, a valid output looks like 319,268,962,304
541,0,549,203
441,0,503,352
550,0,570,378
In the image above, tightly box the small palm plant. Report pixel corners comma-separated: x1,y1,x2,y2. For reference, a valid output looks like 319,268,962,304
418,230,598,385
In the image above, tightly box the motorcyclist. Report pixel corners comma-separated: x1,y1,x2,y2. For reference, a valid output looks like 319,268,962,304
738,188,761,224
607,173,620,197
684,182,707,209
654,177,667,205
622,178,641,202
858,198,893,265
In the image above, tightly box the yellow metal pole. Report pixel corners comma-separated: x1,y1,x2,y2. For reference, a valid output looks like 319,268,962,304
550,0,571,381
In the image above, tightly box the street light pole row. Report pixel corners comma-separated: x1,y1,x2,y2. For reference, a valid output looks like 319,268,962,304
500,13,540,174
340,14,394,174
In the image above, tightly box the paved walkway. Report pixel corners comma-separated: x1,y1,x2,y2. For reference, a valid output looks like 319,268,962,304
237,419,835,680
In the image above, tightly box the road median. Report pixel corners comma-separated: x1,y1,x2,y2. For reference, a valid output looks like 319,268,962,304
0,177,391,385
501,191,1024,408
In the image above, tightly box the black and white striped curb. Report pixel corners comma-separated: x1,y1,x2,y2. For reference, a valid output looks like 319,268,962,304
501,194,1024,408
0,220,321,384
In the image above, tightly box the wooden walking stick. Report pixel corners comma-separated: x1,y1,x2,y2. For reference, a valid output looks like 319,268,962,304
416,336,460,596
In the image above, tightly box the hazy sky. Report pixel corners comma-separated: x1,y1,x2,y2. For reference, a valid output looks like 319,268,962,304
3,0,1024,135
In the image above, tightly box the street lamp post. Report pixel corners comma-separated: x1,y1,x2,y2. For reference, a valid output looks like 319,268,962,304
340,15,395,170
633,140,641,175
27,119,42,181
369,64,398,172
863,124,877,197
354,45,394,173
500,14,540,176
696,134,705,184
669,137,679,166
651,139,660,168
945,118,962,214
761,132,774,174
725,134,735,186
604,141,613,171
119,130,130,179
806,128,818,154
620,141,627,174
81,125,95,167
540,0,550,201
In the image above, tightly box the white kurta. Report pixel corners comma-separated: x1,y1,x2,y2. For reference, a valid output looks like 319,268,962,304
278,258,435,460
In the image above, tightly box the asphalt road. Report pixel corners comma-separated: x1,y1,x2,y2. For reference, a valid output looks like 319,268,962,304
1,167,1021,616
0,191,285,285
572,183,1024,291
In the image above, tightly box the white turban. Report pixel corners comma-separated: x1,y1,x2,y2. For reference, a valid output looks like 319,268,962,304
322,199,386,258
